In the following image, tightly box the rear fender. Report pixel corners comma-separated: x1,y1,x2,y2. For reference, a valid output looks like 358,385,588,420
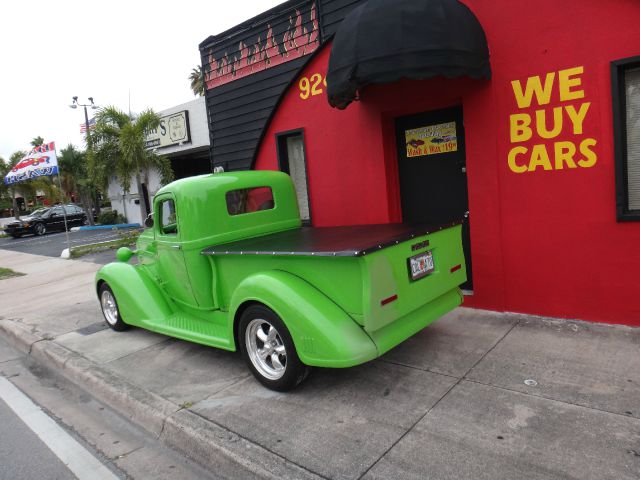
229,271,378,368
96,262,173,327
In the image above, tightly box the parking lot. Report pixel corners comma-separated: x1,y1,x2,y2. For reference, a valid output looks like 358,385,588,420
0,228,135,263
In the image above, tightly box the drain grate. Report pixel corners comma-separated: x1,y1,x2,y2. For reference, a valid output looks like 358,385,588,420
75,322,109,336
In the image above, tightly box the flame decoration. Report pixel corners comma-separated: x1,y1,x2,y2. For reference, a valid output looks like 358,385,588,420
205,3,320,90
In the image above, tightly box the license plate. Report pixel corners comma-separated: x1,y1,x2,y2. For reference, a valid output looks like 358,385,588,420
408,250,435,281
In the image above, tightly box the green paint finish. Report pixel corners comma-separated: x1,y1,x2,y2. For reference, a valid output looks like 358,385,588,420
96,171,466,369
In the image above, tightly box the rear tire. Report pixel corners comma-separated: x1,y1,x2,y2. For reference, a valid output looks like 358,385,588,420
99,283,129,331
239,305,310,391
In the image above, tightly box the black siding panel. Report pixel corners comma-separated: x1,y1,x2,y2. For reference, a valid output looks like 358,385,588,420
320,0,366,37
204,55,308,170
199,0,366,172
213,128,266,147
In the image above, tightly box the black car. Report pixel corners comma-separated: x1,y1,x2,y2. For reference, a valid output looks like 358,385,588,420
3,205,88,238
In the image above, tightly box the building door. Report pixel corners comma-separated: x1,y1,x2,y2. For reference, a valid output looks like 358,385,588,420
277,129,311,224
395,106,473,290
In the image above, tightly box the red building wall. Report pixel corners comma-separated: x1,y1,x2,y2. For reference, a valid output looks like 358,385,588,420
254,0,640,326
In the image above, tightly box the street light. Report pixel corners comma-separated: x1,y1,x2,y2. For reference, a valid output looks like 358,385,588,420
69,96,98,139
69,96,99,226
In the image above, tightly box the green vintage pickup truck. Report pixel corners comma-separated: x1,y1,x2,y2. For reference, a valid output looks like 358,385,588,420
96,171,466,390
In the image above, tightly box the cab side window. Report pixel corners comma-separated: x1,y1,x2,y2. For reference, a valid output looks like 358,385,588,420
159,199,178,235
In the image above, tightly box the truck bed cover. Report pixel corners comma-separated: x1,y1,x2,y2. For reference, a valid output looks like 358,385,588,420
201,222,461,257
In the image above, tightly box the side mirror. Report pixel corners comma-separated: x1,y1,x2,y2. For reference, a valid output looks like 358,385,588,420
144,213,154,228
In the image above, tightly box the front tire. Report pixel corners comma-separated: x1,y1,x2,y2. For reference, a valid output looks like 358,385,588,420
239,305,310,391
34,223,46,236
99,283,129,331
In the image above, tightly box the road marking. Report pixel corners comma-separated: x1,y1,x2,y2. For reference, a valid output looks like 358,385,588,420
0,376,118,480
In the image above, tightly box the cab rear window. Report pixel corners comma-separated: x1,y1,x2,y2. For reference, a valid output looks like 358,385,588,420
226,187,274,215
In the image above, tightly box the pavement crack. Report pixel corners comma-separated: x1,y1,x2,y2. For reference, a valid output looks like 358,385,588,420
114,446,143,460
358,319,522,479
156,416,168,440
462,317,521,379
462,378,640,422
187,409,329,479
377,358,460,380
28,338,45,356
0,358,20,365
357,375,463,480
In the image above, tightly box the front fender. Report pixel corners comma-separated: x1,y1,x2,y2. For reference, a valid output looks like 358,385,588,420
229,271,378,368
96,262,173,327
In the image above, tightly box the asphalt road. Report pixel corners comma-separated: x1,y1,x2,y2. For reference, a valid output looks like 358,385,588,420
0,397,77,480
0,229,137,262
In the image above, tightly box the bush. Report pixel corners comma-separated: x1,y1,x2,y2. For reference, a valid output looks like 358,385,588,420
97,210,127,225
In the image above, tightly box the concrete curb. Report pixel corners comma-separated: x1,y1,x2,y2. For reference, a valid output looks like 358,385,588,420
70,223,141,232
0,319,321,480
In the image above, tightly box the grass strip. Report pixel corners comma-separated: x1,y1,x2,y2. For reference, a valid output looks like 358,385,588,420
70,237,137,259
0,267,25,280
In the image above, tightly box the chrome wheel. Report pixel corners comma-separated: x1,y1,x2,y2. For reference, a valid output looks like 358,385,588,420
245,319,287,380
101,289,119,326
34,223,45,235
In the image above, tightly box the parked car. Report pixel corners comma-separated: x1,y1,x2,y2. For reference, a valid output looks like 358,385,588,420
96,171,467,390
3,204,87,238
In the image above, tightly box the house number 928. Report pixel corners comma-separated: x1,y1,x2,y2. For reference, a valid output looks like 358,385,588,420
299,73,327,100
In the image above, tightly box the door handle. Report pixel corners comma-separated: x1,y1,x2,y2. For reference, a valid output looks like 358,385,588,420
171,245,181,250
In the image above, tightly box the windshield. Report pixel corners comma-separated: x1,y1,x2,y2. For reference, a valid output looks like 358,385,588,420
30,208,50,217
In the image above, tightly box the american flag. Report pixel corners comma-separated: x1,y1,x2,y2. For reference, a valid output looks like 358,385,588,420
80,117,96,133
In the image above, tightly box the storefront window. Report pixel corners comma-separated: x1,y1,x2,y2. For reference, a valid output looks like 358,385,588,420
612,56,640,221
276,130,311,223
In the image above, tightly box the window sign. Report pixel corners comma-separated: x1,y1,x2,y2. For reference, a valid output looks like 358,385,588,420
405,122,458,157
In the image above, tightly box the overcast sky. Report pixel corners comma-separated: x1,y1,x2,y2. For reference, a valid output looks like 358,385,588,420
0,0,285,161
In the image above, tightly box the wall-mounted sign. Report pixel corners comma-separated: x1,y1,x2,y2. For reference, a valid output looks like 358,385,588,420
146,111,190,149
405,122,458,157
507,66,597,174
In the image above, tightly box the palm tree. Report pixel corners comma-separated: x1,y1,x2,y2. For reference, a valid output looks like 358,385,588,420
0,156,11,215
58,144,96,225
30,136,44,148
91,106,173,220
189,66,205,97
4,151,26,218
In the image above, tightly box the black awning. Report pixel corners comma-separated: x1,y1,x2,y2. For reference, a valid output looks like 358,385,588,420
326,0,491,109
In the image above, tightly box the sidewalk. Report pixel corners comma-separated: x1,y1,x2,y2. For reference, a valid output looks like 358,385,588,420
0,250,639,480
